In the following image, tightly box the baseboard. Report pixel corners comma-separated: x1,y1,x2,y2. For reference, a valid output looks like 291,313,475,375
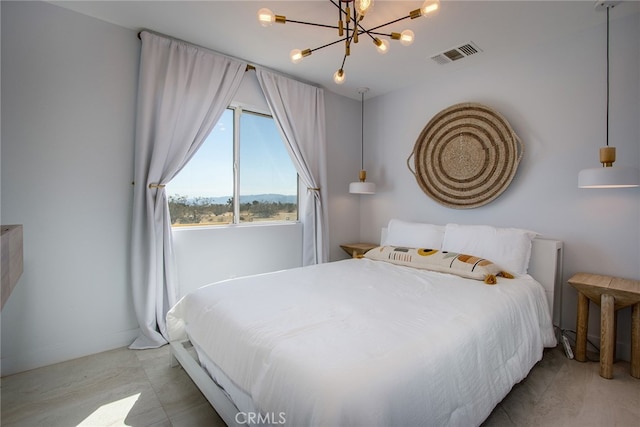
1,328,140,376
580,332,632,362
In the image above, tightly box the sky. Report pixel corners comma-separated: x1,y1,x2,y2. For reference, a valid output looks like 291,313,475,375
167,109,298,199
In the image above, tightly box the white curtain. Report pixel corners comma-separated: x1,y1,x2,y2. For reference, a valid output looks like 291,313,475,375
256,69,328,265
130,31,246,349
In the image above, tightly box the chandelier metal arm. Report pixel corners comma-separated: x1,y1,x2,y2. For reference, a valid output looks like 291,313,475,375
329,0,352,18
364,14,412,33
348,12,413,44
359,29,388,42
298,33,390,57
330,0,366,45
309,35,352,54
339,51,348,71
329,0,344,12
365,30,394,37
285,21,395,45
284,19,340,30
308,29,395,60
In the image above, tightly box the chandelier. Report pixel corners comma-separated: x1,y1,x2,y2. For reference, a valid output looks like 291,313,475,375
257,0,441,84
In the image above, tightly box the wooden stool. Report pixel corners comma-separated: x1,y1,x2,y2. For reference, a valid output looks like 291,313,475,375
568,273,640,379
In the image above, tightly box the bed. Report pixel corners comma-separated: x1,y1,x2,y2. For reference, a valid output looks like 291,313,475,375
166,222,563,426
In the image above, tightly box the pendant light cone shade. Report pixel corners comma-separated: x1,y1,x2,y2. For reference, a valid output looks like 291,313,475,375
349,182,376,194
578,3,639,188
350,170,376,194
350,88,375,194
579,165,640,188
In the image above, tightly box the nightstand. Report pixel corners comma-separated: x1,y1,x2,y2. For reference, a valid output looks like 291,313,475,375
568,272,640,379
340,243,378,258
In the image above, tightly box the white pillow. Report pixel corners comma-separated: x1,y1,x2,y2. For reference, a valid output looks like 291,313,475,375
382,219,444,249
441,224,538,276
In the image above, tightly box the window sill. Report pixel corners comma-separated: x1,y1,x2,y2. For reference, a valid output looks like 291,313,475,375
171,221,301,233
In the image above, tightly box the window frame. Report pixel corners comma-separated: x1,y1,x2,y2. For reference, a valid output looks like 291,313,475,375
168,103,299,228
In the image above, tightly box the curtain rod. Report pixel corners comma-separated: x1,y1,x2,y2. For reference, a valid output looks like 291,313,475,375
137,30,256,72
136,30,320,87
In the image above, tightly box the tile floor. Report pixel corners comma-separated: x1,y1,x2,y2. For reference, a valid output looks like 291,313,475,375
1,345,638,426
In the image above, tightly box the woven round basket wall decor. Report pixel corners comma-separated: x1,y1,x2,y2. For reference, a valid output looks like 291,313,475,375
407,102,523,209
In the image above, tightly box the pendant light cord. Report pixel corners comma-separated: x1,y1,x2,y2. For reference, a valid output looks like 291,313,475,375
360,90,364,170
606,6,610,147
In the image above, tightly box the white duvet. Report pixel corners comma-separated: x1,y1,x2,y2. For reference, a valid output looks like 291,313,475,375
167,258,556,427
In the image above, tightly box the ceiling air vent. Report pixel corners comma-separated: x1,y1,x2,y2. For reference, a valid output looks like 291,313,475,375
431,42,482,65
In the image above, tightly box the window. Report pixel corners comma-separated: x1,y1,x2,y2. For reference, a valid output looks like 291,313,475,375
167,107,298,226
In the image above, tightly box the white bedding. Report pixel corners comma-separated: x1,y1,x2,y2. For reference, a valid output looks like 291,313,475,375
167,258,556,426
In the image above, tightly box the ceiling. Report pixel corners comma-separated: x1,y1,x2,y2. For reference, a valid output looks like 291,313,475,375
48,1,638,100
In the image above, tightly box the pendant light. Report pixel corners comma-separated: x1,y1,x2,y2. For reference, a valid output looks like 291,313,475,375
349,87,376,194
578,1,639,188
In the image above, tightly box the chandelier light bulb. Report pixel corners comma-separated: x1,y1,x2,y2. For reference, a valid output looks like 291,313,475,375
257,8,275,27
374,38,390,54
400,30,415,46
355,0,374,16
290,49,303,63
290,48,311,64
333,69,346,84
421,0,440,17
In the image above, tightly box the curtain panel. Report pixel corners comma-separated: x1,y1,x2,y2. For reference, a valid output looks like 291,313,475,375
256,69,328,265
130,31,246,349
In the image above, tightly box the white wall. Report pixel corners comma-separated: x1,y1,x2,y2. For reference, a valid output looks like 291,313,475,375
360,5,640,359
173,223,303,297
325,91,362,262
1,1,140,374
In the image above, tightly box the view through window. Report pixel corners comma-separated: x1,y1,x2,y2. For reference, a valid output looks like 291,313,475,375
167,107,298,226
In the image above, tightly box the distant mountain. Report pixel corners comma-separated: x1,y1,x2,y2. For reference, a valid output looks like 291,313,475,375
239,194,296,204
174,194,296,205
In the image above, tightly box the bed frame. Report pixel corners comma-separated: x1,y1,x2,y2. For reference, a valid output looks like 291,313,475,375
170,339,245,426
169,235,563,426
528,237,564,327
